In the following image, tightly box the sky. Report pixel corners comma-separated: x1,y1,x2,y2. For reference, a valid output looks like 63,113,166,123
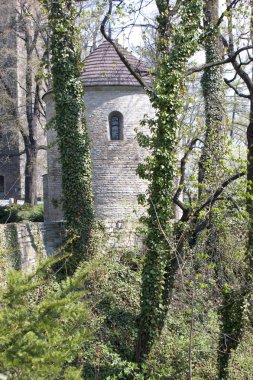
111,0,158,50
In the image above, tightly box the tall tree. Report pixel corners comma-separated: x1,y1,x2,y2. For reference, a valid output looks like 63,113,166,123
41,0,94,274
198,0,226,199
198,2,245,378
215,0,253,377
101,0,245,366
20,0,47,205
134,0,203,362
0,0,48,205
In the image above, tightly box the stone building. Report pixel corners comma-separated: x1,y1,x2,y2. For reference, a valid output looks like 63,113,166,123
44,41,154,224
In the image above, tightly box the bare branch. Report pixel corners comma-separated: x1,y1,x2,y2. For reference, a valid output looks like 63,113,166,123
174,138,201,208
224,78,251,99
221,9,253,95
0,73,13,99
193,172,245,219
38,145,47,151
100,0,152,91
216,0,240,28
186,45,253,76
225,71,238,84
0,150,26,158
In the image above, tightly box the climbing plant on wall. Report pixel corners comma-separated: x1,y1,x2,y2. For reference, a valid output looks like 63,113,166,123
41,0,94,274
135,0,203,362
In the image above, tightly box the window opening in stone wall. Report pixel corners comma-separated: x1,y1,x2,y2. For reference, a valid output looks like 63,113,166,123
109,112,123,140
0,176,4,194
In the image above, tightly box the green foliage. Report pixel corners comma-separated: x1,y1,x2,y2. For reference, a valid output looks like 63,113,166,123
0,257,93,379
0,204,44,224
82,250,141,379
78,245,252,380
228,326,253,379
1,243,251,380
41,0,95,273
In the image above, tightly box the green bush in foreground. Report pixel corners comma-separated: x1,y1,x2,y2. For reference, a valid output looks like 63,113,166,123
0,257,93,380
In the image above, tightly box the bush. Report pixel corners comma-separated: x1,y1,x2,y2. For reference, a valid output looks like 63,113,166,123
0,204,44,224
0,256,94,380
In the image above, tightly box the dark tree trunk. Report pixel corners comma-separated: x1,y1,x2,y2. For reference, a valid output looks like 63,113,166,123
19,6,44,206
24,144,37,205
23,50,40,205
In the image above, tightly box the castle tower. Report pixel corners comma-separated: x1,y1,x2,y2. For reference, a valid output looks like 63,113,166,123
44,41,154,224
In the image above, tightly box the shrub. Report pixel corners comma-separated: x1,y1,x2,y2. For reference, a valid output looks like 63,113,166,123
0,204,44,224
0,256,93,380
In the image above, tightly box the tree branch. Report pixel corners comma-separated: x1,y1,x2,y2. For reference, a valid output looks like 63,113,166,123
100,0,152,91
224,78,251,99
174,138,201,210
216,0,240,28
193,172,245,219
0,73,13,99
38,145,47,151
221,9,253,95
0,149,26,158
186,45,253,76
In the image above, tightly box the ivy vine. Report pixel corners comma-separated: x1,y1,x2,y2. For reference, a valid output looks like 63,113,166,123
41,0,94,274
136,0,203,361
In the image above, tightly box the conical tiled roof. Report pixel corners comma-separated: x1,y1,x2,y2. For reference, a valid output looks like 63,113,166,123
81,41,151,87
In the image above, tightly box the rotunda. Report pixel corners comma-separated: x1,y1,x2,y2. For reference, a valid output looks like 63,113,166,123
43,41,154,223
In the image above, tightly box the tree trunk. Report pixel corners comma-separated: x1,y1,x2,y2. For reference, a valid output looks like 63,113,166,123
246,103,253,284
23,52,40,205
135,0,202,363
47,0,94,276
199,2,246,378
24,144,37,205
247,1,253,273
199,0,225,199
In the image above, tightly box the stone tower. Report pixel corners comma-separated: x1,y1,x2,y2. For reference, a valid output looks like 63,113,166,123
44,41,154,224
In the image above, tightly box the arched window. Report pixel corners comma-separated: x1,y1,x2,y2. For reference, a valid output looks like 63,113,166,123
0,176,4,194
109,112,123,141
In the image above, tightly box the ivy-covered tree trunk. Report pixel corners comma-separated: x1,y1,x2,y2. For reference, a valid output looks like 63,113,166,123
199,0,225,199
247,0,253,291
199,2,245,378
43,0,94,274
135,0,203,363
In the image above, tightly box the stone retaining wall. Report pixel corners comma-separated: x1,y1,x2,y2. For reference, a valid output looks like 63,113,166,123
0,220,143,274
0,222,65,273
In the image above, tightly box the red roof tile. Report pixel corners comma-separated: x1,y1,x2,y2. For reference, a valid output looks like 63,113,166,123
81,41,151,87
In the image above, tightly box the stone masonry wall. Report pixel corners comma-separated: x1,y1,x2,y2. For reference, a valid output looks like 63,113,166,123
0,220,143,276
0,222,65,274
44,85,154,223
